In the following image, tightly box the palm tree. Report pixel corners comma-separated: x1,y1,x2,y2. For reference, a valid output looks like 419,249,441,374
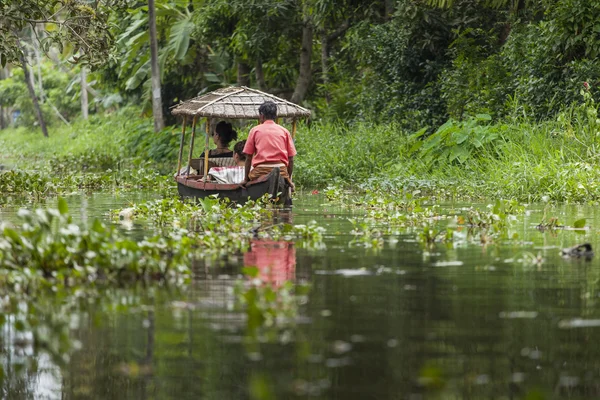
148,0,165,132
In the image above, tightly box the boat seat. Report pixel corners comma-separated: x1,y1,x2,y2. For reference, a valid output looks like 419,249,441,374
189,157,237,175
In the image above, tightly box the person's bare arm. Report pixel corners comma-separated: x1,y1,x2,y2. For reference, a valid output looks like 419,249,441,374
287,156,294,177
240,155,253,187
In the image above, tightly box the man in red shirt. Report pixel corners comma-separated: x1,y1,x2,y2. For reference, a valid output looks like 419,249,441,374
241,101,296,189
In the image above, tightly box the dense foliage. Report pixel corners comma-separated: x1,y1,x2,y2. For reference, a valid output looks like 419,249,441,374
3,0,600,130
2,0,600,205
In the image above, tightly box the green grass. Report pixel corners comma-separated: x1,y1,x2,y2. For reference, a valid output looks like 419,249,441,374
3,105,600,203
295,109,600,203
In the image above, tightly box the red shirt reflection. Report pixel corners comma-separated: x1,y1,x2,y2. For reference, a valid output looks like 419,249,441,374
244,240,296,287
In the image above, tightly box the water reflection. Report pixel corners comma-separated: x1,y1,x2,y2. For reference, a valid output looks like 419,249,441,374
244,240,296,287
4,197,600,398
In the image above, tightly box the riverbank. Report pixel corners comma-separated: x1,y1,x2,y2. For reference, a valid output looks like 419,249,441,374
2,107,600,203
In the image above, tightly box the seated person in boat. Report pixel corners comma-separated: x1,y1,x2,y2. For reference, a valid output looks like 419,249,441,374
203,121,237,158
241,101,296,190
207,140,247,184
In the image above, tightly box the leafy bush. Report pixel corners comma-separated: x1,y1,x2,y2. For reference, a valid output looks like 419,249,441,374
0,199,191,289
410,114,507,167
294,121,408,187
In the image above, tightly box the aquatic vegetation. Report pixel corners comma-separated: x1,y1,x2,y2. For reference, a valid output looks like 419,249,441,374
536,216,561,231
281,221,326,241
114,196,327,252
234,266,310,337
418,224,454,246
48,152,122,173
113,196,198,226
326,189,533,249
510,251,545,268
348,219,384,249
0,198,191,291
463,200,523,229
0,160,174,200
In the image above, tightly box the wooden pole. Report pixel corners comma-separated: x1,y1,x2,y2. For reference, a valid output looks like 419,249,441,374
292,119,297,139
176,116,187,176
186,116,197,175
203,119,210,181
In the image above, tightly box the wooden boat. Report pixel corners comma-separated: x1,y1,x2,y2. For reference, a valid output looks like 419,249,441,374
170,86,310,205
175,167,290,205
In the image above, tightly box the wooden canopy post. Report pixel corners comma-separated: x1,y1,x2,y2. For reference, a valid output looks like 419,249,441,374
203,118,211,181
291,119,297,140
186,116,197,175
176,116,187,176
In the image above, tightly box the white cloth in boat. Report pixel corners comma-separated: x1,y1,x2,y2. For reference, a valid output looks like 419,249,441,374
208,166,245,184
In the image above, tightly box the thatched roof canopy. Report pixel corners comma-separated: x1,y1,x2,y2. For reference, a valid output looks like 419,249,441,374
171,86,311,119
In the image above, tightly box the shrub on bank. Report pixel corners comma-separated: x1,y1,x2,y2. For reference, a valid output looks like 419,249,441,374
3,103,600,203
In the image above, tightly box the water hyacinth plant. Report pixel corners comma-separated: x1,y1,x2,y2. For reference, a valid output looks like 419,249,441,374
234,266,311,339
0,198,192,292
0,159,173,200
113,196,327,253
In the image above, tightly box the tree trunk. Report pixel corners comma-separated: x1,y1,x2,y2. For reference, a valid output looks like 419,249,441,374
32,27,44,102
385,0,395,19
0,67,4,129
237,61,251,87
19,42,48,137
255,57,266,90
148,0,165,132
80,67,88,119
320,33,330,103
291,19,313,104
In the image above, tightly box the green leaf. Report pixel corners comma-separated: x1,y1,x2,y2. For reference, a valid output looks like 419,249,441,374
3,228,21,244
242,266,259,278
573,218,586,229
453,131,469,144
57,197,68,215
409,127,428,139
475,113,492,121
169,18,194,60
204,73,221,83
91,219,105,233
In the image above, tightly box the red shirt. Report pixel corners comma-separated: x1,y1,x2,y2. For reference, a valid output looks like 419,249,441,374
243,120,297,167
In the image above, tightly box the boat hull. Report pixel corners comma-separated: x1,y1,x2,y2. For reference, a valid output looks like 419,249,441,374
175,167,291,205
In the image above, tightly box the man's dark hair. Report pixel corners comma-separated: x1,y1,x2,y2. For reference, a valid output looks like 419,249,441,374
258,101,277,120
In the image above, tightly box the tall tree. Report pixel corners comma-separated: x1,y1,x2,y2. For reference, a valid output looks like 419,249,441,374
0,1,120,67
115,1,195,124
148,0,165,132
1,0,122,135
80,67,88,119
291,3,313,104
18,39,48,137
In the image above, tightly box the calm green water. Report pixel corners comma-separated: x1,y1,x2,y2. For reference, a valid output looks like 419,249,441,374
2,194,600,399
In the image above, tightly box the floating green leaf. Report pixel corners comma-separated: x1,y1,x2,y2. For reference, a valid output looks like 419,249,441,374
57,197,68,215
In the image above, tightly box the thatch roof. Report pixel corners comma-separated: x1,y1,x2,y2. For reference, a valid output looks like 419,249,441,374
170,86,311,119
